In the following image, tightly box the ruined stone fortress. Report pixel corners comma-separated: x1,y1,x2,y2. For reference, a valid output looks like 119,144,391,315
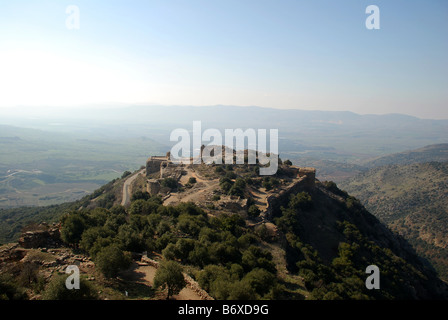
146,153,177,176
145,149,316,220
145,151,315,186
145,152,182,196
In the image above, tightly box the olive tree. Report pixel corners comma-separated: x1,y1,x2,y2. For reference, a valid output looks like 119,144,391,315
153,260,186,299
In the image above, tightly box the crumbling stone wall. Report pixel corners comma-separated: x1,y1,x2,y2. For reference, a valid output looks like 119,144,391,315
264,167,316,220
160,162,183,180
216,196,248,212
18,224,61,249
146,156,167,176
298,167,316,188
147,179,161,196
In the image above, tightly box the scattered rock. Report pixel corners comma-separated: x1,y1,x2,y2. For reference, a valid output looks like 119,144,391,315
18,224,61,249
7,248,28,262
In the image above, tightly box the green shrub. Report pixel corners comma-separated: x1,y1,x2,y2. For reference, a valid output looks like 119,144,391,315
212,279,257,300
241,245,276,274
131,190,151,201
290,192,313,211
262,177,272,191
117,224,145,252
60,213,88,246
188,177,197,184
42,275,97,300
161,178,178,190
0,273,27,300
121,171,132,179
215,166,225,174
228,178,246,198
225,171,237,180
248,205,261,218
95,245,132,278
188,244,210,267
242,268,276,297
153,260,186,299
79,227,114,252
197,265,230,292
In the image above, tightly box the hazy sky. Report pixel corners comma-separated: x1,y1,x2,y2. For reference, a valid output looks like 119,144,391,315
0,0,447,119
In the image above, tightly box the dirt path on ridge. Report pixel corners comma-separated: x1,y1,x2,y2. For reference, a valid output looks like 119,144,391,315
164,168,219,206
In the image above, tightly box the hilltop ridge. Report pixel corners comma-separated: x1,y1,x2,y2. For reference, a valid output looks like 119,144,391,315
1,148,448,300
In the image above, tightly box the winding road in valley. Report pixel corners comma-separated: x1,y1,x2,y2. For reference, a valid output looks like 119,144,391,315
121,169,145,207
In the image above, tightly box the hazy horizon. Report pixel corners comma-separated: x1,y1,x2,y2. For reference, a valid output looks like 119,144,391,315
1,103,447,121
0,0,447,119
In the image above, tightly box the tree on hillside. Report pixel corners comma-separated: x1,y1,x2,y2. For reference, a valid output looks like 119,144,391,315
219,177,234,193
131,190,151,201
161,178,178,190
121,171,132,179
215,166,224,174
262,177,273,191
60,213,87,246
79,226,114,253
228,178,246,198
95,245,132,278
290,192,313,211
242,268,276,297
42,274,97,300
153,260,186,300
248,205,261,218
188,177,197,184
0,273,27,300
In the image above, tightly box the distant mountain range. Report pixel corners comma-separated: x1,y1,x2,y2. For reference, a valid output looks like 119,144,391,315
2,105,448,162
1,103,448,299
1,105,447,208
304,143,448,183
361,144,448,168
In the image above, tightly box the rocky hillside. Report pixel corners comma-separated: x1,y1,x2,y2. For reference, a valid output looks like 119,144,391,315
362,144,448,168
1,153,448,300
339,161,448,281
